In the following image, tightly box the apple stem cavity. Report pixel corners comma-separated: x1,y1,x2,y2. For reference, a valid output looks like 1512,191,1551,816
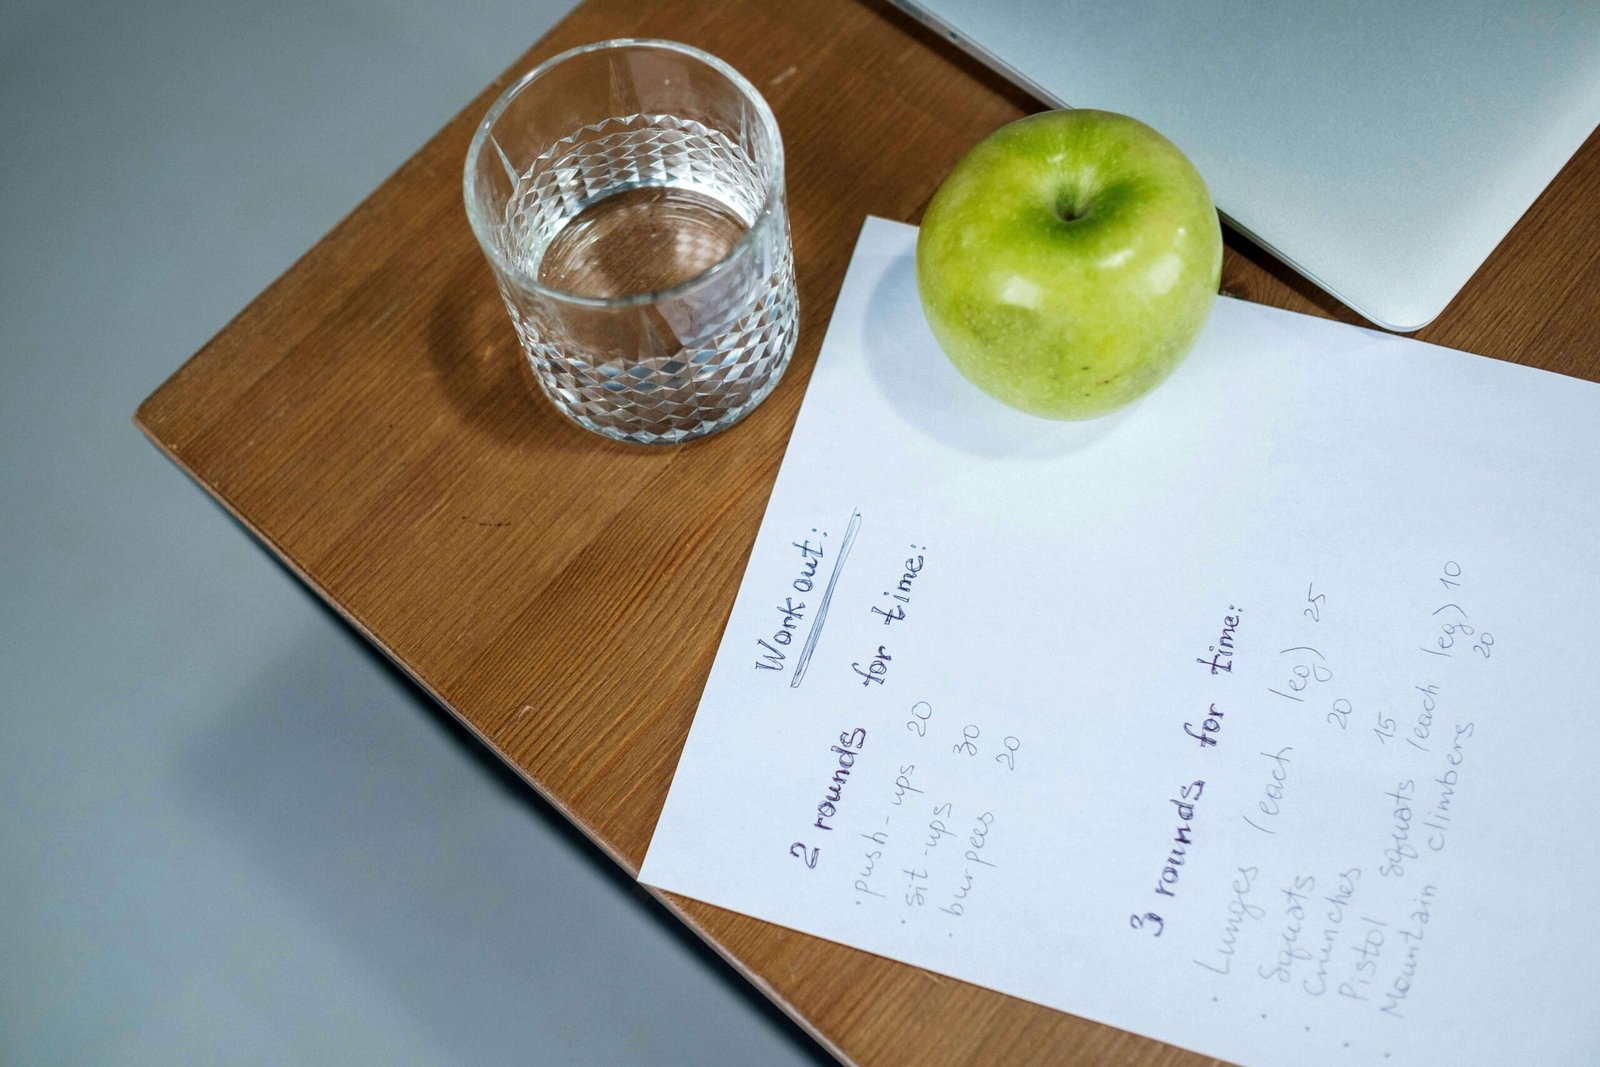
1053,190,1091,224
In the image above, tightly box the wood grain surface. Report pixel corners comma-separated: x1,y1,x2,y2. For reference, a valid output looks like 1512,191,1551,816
135,1,1600,1063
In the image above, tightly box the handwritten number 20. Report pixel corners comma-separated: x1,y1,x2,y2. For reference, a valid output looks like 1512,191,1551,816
994,735,1021,770
789,842,819,869
906,700,933,737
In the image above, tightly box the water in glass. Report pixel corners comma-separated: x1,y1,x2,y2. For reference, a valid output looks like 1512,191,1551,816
494,114,797,445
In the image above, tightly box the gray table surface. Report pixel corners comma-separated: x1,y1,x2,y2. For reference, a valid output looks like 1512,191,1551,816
0,1,823,1062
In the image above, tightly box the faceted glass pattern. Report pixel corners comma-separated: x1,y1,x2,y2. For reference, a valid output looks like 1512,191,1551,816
465,42,797,445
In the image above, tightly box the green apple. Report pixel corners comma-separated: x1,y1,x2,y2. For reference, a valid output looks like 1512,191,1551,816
916,109,1222,419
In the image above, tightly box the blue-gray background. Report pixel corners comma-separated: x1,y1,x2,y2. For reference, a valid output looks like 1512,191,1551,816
0,1,822,1062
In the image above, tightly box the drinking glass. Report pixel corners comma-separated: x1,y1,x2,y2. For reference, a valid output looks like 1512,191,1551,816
463,39,798,445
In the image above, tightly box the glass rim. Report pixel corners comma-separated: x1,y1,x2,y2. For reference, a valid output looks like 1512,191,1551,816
462,37,787,311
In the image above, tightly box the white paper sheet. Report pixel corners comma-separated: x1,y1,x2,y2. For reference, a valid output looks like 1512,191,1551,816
640,218,1600,1066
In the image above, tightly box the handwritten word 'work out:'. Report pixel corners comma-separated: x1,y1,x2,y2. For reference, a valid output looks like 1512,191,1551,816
754,530,828,674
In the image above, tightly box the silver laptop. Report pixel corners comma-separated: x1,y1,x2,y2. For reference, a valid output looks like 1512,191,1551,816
897,0,1600,332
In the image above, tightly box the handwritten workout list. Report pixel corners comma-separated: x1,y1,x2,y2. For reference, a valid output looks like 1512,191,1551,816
640,219,1600,1066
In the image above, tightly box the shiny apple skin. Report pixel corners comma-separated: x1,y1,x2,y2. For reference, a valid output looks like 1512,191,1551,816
916,109,1223,420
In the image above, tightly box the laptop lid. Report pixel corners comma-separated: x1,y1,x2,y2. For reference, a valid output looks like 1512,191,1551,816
899,0,1600,331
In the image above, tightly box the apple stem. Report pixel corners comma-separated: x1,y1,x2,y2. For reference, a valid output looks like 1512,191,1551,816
1054,191,1090,223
